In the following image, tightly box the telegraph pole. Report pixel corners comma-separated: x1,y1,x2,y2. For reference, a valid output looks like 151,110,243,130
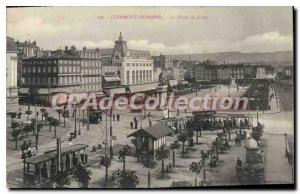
105,111,108,156
78,104,81,135
56,138,62,173
87,109,89,130
109,107,113,159
34,93,39,152
74,104,77,136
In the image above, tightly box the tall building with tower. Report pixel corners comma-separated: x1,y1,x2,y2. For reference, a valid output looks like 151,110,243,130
112,32,154,86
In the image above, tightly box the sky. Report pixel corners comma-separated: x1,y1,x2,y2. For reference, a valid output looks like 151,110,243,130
6,6,293,55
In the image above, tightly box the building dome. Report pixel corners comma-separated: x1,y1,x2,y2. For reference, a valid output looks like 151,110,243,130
246,138,258,149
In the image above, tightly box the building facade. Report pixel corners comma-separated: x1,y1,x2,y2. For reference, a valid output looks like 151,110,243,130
112,33,154,86
194,62,268,83
6,37,19,113
153,55,184,81
21,47,81,105
15,40,40,86
78,47,102,92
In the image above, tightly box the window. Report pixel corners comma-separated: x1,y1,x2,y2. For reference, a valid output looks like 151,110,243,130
32,67,36,73
132,71,135,84
139,70,142,83
48,66,52,73
38,67,41,73
59,66,63,73
53,66,57,73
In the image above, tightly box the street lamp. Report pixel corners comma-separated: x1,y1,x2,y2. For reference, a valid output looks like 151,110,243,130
73,104,77,137
256,106,259,126
82,109,85,126
78,104,81,135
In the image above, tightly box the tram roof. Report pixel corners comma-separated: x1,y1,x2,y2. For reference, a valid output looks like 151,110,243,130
24,144,88,165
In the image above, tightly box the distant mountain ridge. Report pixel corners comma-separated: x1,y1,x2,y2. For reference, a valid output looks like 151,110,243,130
166,51,293,67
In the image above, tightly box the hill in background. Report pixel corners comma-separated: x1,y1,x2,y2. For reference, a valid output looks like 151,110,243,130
166,51,293,67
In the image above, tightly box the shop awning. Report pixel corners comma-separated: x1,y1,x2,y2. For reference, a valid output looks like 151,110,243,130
103,76,120,82
129,82,158,93
18,88,29,94
109,87,126,95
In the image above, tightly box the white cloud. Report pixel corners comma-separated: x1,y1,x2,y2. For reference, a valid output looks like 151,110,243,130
7,17,69,40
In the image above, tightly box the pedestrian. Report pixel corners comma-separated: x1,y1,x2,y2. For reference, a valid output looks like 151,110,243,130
36,111,39,119
27,149,32,158
130,121,133,129
113,114,115,121
134,121,138,129
117,114,120,121
21,151,26,160
148,112,151,118
134,116,137,123
235,137,238,146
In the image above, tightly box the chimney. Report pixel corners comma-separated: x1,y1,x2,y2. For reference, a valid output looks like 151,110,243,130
71,45,76,53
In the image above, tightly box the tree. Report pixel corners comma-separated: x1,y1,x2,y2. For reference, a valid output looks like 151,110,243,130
199,150,210,184
57,110,61,126
140,152,157,188
11,128,21,150
155,145,170,177
118,145,131,171
51,118,60,138
47,116,53,131
40,108,46,121
36,122,43,132
50,170,70,188
100,155,111,185
195,120,202,144
189,162,202,186
187,126,194,147
211,138,219,160
177,132,188,157
170,140,180,166
25,110,32,121
112,169,139,188
43,112,49,125
252,123,264,142
62,111,68,127
10,112,17,127
73,163,92,188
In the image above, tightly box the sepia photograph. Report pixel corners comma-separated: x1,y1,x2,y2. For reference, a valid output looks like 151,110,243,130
5,6,295,189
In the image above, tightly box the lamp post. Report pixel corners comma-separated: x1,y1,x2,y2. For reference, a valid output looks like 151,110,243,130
82,109,85,126
74,104,77,137
256,106,259,126
109,107,113,159
78,104,81,135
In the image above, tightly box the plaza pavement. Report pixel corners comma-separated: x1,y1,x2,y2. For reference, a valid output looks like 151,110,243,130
6,83,294,188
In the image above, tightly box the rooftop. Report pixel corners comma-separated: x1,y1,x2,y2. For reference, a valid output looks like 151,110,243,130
128,123,173,139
